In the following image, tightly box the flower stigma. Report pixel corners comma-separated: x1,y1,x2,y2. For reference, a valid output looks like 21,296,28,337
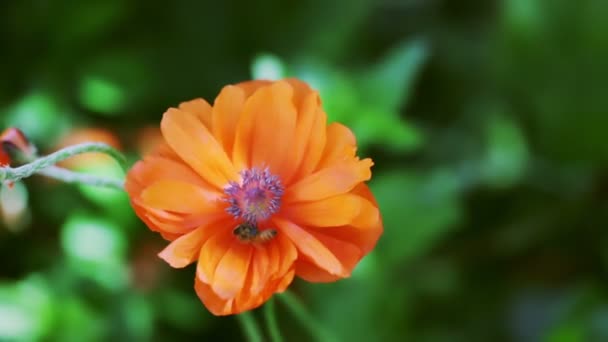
224,167,284,224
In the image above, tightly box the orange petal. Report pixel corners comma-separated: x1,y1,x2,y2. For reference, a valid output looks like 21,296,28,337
235,80,273,97
350,195,381,229
273,218,343,276
314,224,382,256
161,108,237,189
275,268,295,292
316,123,357,170
195,278,234,316
291,108,327,182
233,81,297,174
158,226,209,268
294,230,362,282
125,156,207,196
212,85,246,156
283,193,362,228
144,213,191,237
281,88,321,184
250,246,270,295
294,259,341,283
313,183,383,254
197,227,233,284
275,232,298,276
178,98,213,130
212,240,253,299
140,180,221,214
284,78,315,107
285,158,373,202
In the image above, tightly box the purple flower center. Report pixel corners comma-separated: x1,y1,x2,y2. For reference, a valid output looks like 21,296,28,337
224,168,284,223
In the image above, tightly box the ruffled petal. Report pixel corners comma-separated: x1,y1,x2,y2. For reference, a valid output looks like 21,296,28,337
125,156,208,196
250,246,270,295
235,80,273,97
140,180,221,214
285,158,373,203
283,193,363,228
178,98,213,130
212,241,253,299
158,226,209,268
194,278,234,316
316,184,383,254
233,81,297,175
197,227,234,284
275,268,295,292
316,123,357,170
281,80,324,184
291,108,327,182
211,85,246,156
273,218,344,276
294,230,362,282
275,231,298,276
194,266,295,316
161,108,237,190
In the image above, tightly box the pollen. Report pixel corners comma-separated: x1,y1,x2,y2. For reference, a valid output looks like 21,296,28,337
224,167,284,223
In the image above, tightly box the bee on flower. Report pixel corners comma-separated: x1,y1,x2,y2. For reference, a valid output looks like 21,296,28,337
125,79,383,315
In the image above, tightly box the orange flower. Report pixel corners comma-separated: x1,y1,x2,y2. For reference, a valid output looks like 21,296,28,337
125,79,383,315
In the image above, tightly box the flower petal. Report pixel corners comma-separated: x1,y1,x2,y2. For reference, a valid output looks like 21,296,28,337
212,85,246,156
161,108,237,190
316,184,383,254
294,260,341,283
194,278,234,316
178,98,213,130
140,180,221,214
275,268,295,292
233,81,297,174
275,232,298,276
250,246,270,295
291,108,327,182
316,123,357,170
283,193,362,228
158,226,209,268
125,156,207,196
281,85,322,184
294,230,362,282
212,241,253,299
285,158,373,202
235,80,273,97
273,218,344,276
197,227,233,284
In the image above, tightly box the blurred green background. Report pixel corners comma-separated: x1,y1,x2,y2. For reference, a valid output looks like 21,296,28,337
1,0,608,341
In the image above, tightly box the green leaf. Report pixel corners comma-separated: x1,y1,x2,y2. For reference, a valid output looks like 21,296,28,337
481,113,529,188
358,39,429,113
371,169,462,267
354,107,423,152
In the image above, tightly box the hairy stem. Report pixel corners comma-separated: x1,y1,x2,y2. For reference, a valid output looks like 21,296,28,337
37,166,125,191
0,143,127,185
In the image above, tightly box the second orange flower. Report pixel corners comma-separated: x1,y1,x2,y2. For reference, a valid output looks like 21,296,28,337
125,78,383,315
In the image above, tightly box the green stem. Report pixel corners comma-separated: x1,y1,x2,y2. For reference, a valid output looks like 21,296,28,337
277,291,338,342
236,311,264,342
0,142,127,184
264,297,283,342
37,166,125,191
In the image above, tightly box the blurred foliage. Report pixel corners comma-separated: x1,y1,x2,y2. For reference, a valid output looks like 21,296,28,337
1,0,608,341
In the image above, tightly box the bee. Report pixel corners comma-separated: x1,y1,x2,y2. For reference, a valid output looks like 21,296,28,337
233,222,277,243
